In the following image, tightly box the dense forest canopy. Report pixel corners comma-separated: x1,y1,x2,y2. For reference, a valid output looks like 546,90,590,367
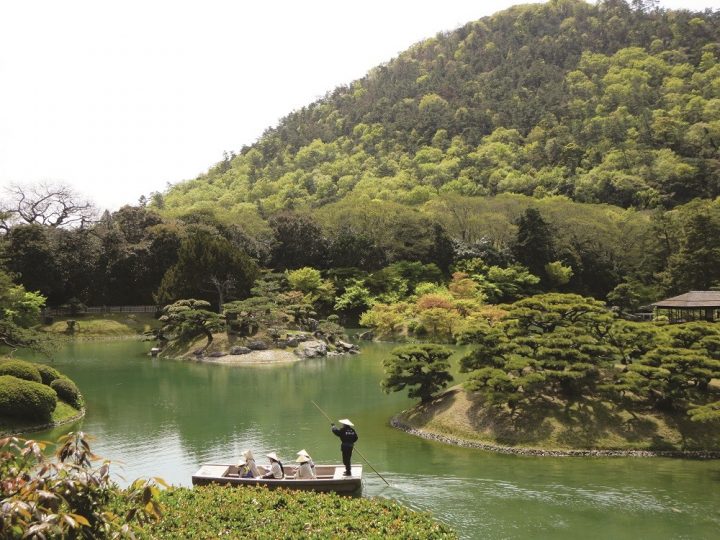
160,0,720,215
2,0,720,311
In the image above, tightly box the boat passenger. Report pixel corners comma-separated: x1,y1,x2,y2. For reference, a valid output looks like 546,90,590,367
296,449,315,473
262,452,284,479
239,449,260,478
331,418,358,476
292,454,316,479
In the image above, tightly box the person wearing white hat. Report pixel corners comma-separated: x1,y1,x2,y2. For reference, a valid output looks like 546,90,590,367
261,452,285,479
331,418,358,476
291,454,316,479
296,449,315,473
238,449,260,478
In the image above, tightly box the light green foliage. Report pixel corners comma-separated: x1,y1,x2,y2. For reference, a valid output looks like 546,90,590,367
0,359,42,383
333,281,373,313
0,269,51,354
688,401,720,423
544,261,574,288
382,344,454,403
129,484,455,539
286,266,336,306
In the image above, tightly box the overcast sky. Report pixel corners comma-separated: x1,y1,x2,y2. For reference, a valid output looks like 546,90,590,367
1,1,718,211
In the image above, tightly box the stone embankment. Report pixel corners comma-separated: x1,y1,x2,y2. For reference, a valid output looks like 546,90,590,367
390,418,720,459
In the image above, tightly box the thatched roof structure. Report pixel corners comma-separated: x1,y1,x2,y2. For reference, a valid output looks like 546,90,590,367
652,291,720,322
652,291,720,308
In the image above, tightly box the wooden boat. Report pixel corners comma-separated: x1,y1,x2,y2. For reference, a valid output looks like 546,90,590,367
191,463,363,494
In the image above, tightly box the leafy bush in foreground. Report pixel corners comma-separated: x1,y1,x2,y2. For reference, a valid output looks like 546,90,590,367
36,362,62,385
0,433,163,539
0,359,42,383
51,377,83,409
133,484,456,539
0,375,56,421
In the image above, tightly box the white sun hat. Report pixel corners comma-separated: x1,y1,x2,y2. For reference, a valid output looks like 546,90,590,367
295,455,310,463
243,449,254,460
266,452,280,462
338,418,354,426
297,449,311,458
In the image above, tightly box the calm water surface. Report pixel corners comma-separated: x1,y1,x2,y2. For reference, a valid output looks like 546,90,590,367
22,341,720,540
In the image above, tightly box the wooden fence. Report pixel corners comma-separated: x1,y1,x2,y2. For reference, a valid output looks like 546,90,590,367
43,305,158,317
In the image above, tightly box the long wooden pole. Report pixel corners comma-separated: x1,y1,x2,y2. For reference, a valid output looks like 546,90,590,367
310,400,391,487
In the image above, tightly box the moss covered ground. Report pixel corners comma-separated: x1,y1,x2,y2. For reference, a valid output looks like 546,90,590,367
396,386,720,453
0,400,83,435
41,313,159,339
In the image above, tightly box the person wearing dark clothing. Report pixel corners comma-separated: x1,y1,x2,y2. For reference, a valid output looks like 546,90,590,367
331,418,358,476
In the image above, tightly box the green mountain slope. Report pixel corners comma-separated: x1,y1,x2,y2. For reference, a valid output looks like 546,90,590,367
159,0,720,217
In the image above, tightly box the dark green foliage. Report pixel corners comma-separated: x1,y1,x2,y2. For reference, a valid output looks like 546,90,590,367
0,359,42,383
0,375,57,421
269,212,329,270
50,377,83,409
35,363,62,385
512,208,556,285
382,344,454,403
160,299,224,351
156,228,259,310
462,294,720,419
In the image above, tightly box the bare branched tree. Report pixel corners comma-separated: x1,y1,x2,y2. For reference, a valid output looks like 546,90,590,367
0,182,97,232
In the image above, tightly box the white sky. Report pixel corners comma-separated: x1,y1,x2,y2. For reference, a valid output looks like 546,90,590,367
1,1,718,211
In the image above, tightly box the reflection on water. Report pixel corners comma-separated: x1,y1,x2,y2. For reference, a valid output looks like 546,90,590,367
21,341,720,540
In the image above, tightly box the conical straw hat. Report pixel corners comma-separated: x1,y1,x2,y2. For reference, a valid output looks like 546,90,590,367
266,452,280,462
297,449,311,458
295,455,310,463
243,449,254,460
338,418,354,426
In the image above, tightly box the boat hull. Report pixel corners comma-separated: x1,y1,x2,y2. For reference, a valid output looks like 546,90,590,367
192,464,362,494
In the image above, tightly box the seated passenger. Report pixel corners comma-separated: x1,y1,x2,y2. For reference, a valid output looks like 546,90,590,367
239,449,260,478
296,449,315,473
292,454,316,479
261,452,284,479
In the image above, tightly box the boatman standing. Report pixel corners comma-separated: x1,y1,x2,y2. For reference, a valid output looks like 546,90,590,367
331,418,358,476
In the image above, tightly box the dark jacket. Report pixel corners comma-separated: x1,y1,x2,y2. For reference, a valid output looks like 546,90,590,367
332,424,358,447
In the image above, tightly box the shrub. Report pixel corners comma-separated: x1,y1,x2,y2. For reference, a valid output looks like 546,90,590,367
0,375,57,421
51,377,83,409
0,359,42,383
35,363,62,385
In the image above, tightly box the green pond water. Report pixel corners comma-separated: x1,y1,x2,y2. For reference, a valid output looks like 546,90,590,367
21,340,720,540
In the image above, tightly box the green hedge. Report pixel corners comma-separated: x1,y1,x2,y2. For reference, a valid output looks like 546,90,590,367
129,485,456,539
0,359,42,383
0,375,57,421
36,363,62,385
51,378,83,409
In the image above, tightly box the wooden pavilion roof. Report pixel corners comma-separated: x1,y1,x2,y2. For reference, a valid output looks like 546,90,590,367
652,291,720,308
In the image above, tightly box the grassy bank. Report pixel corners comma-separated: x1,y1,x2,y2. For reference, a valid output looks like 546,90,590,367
117,485,455,539
41,313,160,339
0,401,84,436
395,386,720,455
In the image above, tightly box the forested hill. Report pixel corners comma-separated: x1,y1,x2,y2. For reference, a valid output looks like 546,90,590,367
160,0,720,217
